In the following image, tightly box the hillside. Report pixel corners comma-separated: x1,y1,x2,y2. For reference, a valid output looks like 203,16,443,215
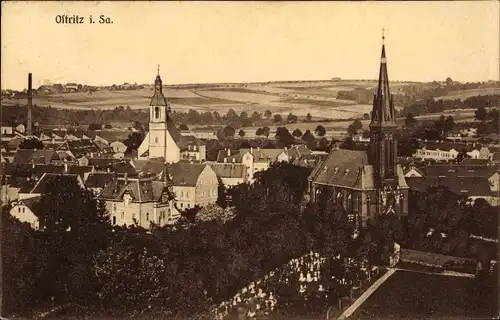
1,80,415,120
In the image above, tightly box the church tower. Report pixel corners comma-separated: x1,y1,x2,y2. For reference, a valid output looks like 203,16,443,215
148,66,171,160
369,34,398,189
369,33,405,217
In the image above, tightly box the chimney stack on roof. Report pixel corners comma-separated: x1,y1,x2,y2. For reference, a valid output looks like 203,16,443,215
27,73,33,136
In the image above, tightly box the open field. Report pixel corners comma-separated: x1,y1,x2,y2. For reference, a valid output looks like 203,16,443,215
349,270,497,320
1,80,411,120
435,86,500,101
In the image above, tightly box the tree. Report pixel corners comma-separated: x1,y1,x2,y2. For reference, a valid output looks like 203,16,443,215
240,111,248,119
251,111,261,122
287,113,298,123
256,128,263,137
179,124,189,131
238,129,245,138
315,125,326,137
273,114,283,123
275,127,294,146
104,123,112,129
404,113,418,127
302,130,315,147
226,109,239,122
124,132,145,153
445,77,453,87
262,126,270,138
475,106,488,121
444,115,455,133
19,138,43,150
306,113,312,122
363,113,370,120
222,125,236,138
264,110,272,119
456,148,471,163
292,128,303,138
347,119,363,136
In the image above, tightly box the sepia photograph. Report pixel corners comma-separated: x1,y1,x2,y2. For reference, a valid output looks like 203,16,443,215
1,1,499,319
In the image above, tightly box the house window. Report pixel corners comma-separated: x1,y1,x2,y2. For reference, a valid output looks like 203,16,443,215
113,204,117,213
146,213,149,221
132,213,136,221
155,137,159,144
18,207,21,213
112,216,116,225
187,203,190,208
180,203,184,208
121,212,125,219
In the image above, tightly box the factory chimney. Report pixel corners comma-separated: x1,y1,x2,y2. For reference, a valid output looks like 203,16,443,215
27,73,33,136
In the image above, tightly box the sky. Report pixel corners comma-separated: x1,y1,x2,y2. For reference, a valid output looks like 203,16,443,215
2,1,499,90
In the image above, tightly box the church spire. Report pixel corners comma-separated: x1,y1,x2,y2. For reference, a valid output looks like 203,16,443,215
154,64,163,94
151,65,168,107
370,30,395,126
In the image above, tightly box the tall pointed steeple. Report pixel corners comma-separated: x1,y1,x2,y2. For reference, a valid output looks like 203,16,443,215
370,30,396,127
369,31,399,189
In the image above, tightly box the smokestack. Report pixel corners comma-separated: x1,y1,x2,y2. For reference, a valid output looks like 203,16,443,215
27,73,33,136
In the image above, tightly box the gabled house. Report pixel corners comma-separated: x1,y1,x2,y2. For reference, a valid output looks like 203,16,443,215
97,174,180,228
403,165,425,178
406,176,499,206
13,149,58,165
208,162,248,187
85,172,116,196
21,172,85,199
9,196,41,230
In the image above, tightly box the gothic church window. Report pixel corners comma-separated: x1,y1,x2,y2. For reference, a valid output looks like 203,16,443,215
155,107,160,119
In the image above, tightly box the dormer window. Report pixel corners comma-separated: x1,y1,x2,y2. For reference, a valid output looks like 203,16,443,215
334,167,339,173
345,169,350,175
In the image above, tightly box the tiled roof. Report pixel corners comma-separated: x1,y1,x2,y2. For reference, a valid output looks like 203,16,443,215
420,142,478,152
308,149,387,190
131,159,166,176
425,164,497,178
406,176,494,197
88,158,122,168
241,148,286,163
68,166,94,179
85,172,115,189
403,166,425,176
16,195,41,212
216,149,243,163
209,163,246,179
164,162,206,187
178,135,204,151
95,131,131,143
286,144,312,159
29,173,82,194
292,154,328,168
94,140,114,151
460,158,489,166
98,177,167,203
13,149,58,165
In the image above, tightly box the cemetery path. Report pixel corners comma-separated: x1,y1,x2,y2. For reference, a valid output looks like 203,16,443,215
337,268,396,320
